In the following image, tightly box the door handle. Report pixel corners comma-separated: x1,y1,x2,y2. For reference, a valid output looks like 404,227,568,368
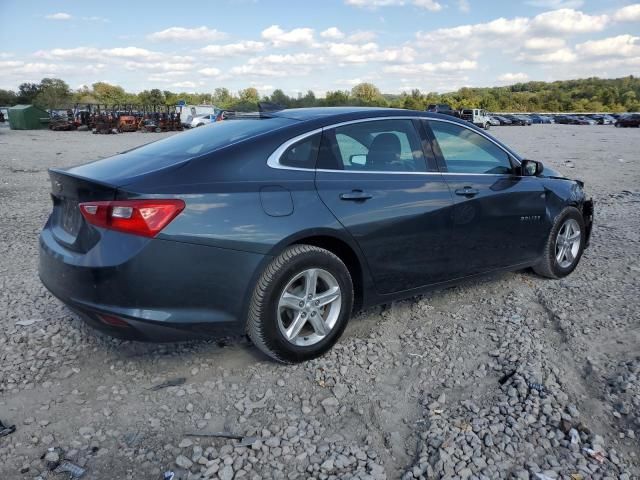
340,190,373,201
454,187,479,197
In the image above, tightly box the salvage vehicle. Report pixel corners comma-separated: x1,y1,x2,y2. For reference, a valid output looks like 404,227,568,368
426,104,459,117
460,108,492,130
493,115,513,126
39,107,594,363
504,114,531,126
615,113,640,127
190,113,218,128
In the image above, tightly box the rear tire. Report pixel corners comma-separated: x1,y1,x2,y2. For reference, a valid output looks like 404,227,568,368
533,207,585,279
247,245,353,363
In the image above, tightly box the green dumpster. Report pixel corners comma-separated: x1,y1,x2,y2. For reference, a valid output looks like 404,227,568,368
8,104,50,130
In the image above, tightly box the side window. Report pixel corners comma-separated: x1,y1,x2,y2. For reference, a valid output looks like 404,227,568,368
319,119,426,172
279,133,320,169
428,121,512,175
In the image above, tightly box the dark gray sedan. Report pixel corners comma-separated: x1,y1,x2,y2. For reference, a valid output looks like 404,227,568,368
39,107,593,363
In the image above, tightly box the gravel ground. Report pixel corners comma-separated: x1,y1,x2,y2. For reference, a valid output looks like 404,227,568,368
0,124,638,480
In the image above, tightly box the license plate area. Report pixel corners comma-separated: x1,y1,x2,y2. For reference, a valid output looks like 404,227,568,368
61,197,81,236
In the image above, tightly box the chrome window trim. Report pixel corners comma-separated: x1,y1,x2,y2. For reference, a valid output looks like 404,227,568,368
265,116,521,174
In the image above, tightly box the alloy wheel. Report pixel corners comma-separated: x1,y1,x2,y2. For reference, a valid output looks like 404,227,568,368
277,268,342,346
555,218,581,269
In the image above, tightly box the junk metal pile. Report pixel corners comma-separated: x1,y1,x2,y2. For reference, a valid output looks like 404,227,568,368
48,104,184,134
0,125,638,479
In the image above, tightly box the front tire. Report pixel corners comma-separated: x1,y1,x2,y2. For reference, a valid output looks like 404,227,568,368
247,245,353,363
533,207,585,279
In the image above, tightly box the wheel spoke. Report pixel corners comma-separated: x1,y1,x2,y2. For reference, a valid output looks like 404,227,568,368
565,247,575,263
279,292,304,311
304,269,318,298
567,231,581,242
285,312,307,340
556,245,566,263
314,286,340,307
308,314,329,336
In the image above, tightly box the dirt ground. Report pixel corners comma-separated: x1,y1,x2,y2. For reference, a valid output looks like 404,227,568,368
0,123,638,480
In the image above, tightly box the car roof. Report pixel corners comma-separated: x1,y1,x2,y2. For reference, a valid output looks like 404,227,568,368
269,106,467,125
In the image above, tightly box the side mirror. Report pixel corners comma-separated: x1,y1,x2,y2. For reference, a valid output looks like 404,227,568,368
350,154,367,165
521,159,544,176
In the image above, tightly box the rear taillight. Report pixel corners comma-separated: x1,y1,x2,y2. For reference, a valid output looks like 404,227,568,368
79,199,185,238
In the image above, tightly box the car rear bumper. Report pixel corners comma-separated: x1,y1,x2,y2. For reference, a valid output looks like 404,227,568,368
39,222,270,341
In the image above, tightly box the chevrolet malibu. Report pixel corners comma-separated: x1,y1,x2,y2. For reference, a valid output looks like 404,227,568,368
39,107,594,363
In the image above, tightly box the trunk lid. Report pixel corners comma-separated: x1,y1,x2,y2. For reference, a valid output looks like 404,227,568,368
48,169,117,252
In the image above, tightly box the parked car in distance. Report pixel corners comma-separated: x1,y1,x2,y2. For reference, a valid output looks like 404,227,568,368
181,105,220,128
493,115,513,125
488,116,501,126
553,115,575,125
615,113,640,127
503,114,531,126
590,114,614,125
426,104,459,117
39,107,594,363
460,108,492,130
528,114,554,124
573,116,596,125
190,113,218,128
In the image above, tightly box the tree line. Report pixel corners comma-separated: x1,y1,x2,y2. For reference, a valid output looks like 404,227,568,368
1,76,638,113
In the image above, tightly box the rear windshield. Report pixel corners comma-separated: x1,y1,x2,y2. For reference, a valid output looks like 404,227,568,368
66,117,293,184
128,117,292,159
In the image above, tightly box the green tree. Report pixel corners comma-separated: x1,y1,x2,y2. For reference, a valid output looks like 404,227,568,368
92,82,127,104
212,87,234,107
323,90,350,106
33,78,71,110
269,89,291,107
138,88,165,105
0,89,17,106
350,83,383,105
17,83,40,104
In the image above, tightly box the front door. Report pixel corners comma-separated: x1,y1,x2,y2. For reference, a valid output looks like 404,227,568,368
425,120,548,277
315,118,454,294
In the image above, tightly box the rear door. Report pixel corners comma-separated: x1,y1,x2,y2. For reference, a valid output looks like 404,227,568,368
315,118,454,294
424,119,547,277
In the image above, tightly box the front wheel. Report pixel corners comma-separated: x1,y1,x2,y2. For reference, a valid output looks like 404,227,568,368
484,123,490,130
533,207,586,279
247,245,353,363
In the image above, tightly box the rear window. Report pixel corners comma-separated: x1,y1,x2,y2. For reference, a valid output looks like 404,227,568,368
128,117,292,159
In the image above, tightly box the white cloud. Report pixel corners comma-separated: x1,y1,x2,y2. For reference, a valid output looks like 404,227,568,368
384,59,477,74
524,37,566,50
347,31,377,42
519,47,577,63
576,34,640,58
320,27,345,39
124,61,194,71
531,9,609,33
498,72,529,82
345,0,442,10
248,53,321,65
200,41,265,57
526,0,584,8
614,4,640,22
412,0,442,11
261,25,315,47
324,42,415,63
172,81,199,89
45,12,72,20
457,0,470,13
198,67,223,77
147,26,226,42
229,64,311,77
